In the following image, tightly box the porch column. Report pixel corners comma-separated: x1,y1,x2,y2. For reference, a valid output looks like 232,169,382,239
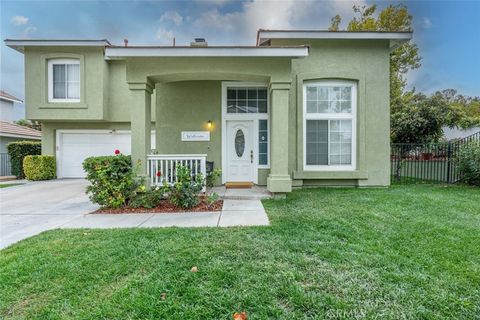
128,82,153,179
267,82,292,195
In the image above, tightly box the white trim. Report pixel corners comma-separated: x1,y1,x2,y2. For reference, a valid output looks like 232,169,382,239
105,47,308,59
5,40,109,53
302,80,357,172
0,133,41,140
258,30,412,43
47,59,81,103
221,81,270,184
0,96,23,103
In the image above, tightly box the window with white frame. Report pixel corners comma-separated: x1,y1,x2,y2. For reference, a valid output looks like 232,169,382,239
48,59,80,102
227,87,267,113
303,80,356,170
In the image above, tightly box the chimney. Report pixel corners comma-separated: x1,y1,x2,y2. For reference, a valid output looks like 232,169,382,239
190,38,208,47
124,39,128,47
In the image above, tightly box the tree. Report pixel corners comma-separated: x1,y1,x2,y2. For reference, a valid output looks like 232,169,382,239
390,92,450,143
14,119,41,131
328,15,341,31
330,4,421,112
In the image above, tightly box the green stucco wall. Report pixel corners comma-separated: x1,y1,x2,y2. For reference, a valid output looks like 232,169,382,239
155,81,221,171
271,39,391,187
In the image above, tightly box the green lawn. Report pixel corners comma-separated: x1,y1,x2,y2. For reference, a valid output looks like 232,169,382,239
0,183,22,189
1,185,479,319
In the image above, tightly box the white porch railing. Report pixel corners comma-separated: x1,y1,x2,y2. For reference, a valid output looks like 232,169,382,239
147,154,207,187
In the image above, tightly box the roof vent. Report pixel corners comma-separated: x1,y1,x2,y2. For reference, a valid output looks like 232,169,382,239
190,38,208,47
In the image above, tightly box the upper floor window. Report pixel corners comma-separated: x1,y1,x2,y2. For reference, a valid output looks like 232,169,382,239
303,80,357,171
227,87,267,113
48,59,80,103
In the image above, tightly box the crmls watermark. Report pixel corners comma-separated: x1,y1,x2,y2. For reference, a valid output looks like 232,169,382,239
325,309,367,319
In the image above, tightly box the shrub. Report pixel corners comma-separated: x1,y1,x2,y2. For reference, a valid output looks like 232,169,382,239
206,168,222,188
7,141,41,179
130,185,168,208
457,142,480,186
23,155,56,181
82,154,140,208
169,165,205,209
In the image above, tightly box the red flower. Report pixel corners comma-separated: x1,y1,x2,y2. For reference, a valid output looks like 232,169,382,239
114,149,120,155
156,171,162,177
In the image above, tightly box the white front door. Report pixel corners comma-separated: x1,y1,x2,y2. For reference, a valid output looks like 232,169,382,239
226,120,254,182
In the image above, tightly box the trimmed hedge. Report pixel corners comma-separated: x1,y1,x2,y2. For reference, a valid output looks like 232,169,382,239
7,141,41,179
23,155,56,181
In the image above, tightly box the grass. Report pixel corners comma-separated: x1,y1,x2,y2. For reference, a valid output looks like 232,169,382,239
0,184,22,189
1,185,479,319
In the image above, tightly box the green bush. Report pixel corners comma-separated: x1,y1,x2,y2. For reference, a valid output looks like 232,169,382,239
169,165,205,209
206,168,222,188
7,141,41,179
23,155,56,181
457,142,480,186
130,185,168,208
82,154,140,208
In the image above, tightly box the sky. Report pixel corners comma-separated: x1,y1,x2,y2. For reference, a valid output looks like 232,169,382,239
1,0,479,120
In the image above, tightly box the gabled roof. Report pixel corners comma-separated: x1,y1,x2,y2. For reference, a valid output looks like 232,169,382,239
0,90,22,103
0,121,41,139
257,29,413,48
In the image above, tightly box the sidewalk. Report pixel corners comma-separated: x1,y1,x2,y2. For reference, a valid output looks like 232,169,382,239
60,199,269,229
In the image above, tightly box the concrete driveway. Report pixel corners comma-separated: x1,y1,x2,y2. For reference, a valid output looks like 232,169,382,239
0,179,98,249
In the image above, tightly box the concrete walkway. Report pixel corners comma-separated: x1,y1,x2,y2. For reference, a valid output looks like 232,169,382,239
1,179,269,249
60,200,269,229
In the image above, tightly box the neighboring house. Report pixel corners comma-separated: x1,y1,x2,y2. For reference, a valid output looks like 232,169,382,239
0,90,23,122
0,121,41,153
0,91,41,176
443,126,480,140
5,30,412,194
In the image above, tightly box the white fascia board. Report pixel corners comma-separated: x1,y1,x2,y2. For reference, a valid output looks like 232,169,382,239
4,40,110,53
0,133,41,140
105,47,309,59
258,31,413,42
0,96,23,103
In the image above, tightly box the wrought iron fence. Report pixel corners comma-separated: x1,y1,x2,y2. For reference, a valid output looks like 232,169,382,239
391,131,480,184
0,153,11,176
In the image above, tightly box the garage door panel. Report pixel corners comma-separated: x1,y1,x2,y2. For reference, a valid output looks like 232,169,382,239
59,131,155,178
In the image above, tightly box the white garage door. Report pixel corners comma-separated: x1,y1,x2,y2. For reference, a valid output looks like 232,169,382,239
57,131,155,178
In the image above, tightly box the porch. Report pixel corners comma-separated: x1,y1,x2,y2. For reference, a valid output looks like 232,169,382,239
127,70,296,194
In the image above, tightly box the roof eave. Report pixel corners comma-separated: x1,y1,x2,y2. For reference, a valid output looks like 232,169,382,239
0,96,23,103
0,132,41,139
4,39,111,53
257,30,413,48
104,46,309,59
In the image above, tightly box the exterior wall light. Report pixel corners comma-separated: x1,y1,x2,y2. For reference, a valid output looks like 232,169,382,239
207,120,212,129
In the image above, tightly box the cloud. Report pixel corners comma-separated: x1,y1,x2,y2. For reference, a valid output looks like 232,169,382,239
159,11,183,26
192,0,365,45
156,28,174,44
11,15,29,26
21,25,38,37
422,17,432,29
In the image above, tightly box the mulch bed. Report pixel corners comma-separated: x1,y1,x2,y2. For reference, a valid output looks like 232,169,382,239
93,200,223,214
